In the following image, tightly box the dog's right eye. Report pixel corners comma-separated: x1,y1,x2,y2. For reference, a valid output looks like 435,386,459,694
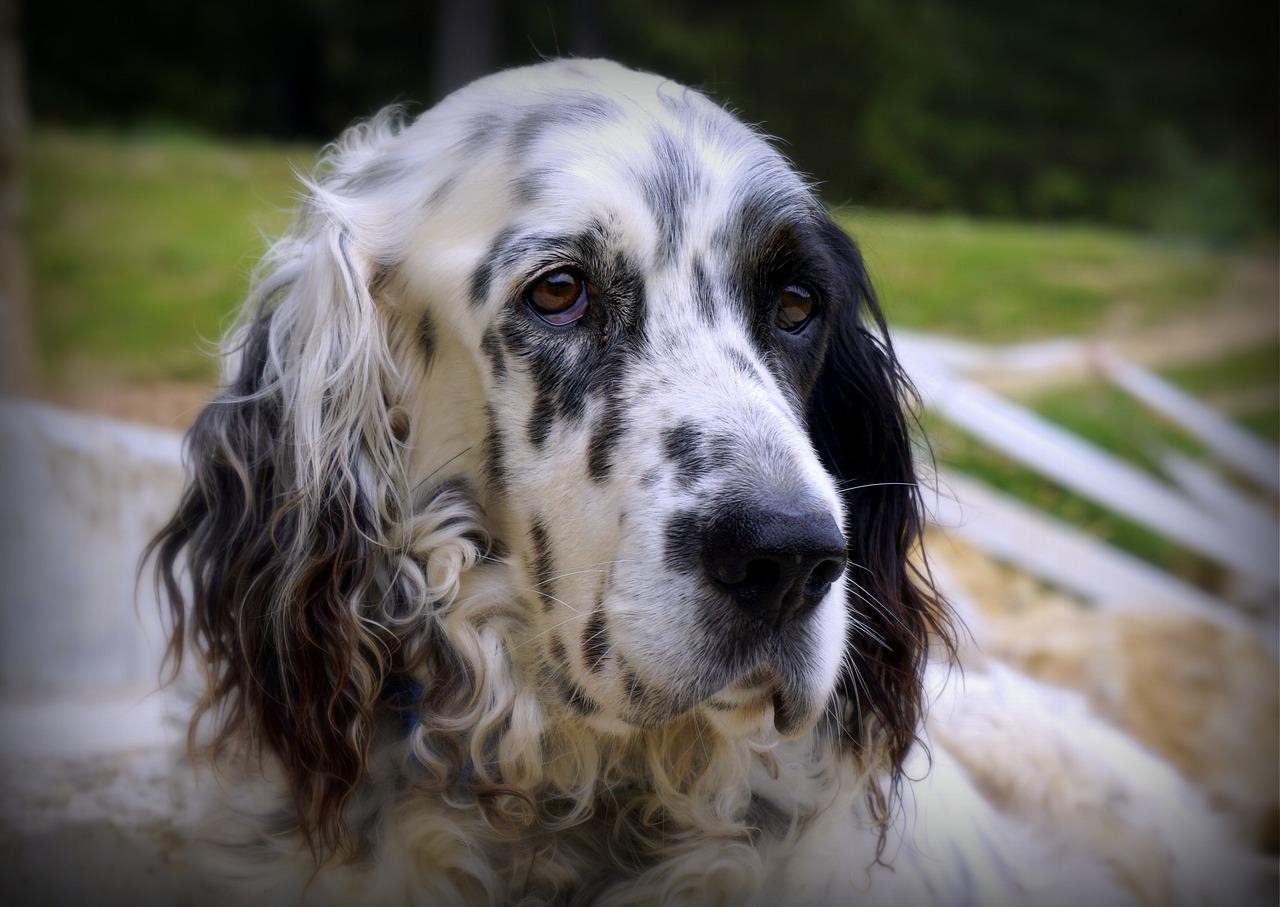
527,269,589,325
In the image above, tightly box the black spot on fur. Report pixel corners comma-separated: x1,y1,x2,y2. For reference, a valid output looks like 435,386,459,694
706,699,737,712
528,517,557,613
546,666,599,716
482,406,508,496
662,420,706,487
726,348,762,383
586,398,627,482
418,310,437,365
638,127,705,266
511,167,553,205
508,96,621,160
462,113,503,156
480,328,506,381
425,174,460,209
527,393,556,449
582,607,610,674
621,667,650,709
663,509,702,575
549,635,568,666
690,256,716,324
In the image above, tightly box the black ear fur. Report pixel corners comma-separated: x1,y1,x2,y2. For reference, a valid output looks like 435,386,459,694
806,217,954,820
148,285,402,861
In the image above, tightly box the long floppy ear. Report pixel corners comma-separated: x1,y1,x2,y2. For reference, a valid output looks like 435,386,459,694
147,119,412,860
806,217,954,822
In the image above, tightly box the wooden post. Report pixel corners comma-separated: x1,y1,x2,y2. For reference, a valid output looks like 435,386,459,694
0,0,34,393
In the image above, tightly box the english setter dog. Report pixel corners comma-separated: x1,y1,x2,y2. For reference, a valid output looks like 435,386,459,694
150,60,1265,905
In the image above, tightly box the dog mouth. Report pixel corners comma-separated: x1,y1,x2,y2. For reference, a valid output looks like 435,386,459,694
709,665,813,736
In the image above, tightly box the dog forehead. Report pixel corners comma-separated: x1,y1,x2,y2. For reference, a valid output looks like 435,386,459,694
404,60,817,324
455,63,805,230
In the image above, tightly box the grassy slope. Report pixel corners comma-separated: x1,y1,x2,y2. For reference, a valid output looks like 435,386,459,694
29,130,309,382
838,208,1229,340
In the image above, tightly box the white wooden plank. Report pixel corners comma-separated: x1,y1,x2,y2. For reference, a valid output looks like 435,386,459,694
911,371,1275,585
1161,451,1278,546
929,471,1255,636
1095,350,1280,494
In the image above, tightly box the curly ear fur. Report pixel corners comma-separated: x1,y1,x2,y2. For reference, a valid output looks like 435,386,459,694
147,114,420,859
806,217,955,832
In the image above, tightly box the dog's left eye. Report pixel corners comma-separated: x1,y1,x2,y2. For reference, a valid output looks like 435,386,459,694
527,269,590,325
775,285,815,332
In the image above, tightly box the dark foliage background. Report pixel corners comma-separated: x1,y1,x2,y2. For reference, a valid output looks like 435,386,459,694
22,0,1279,240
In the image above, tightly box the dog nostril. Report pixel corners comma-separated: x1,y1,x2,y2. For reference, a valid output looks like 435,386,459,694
811,557,845,585
741,559,779,592
803,556,845,599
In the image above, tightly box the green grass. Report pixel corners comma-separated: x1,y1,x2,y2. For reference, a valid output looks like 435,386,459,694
839,208,1230,340
1164,342,1279,394
28,130,313,382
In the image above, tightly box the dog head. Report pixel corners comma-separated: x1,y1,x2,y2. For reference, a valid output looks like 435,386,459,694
151,59,947,855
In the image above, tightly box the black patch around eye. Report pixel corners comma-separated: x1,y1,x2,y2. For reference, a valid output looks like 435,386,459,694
582,607,610,674
490,222,647,453
586,398,627,483
529,517,557,613
480,328,506,381
663,509,702,575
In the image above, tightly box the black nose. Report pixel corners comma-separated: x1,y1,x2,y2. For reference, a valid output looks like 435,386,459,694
701,500,847,627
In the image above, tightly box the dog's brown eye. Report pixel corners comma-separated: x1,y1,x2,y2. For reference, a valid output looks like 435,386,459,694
528,269,589,325
775,285,814,332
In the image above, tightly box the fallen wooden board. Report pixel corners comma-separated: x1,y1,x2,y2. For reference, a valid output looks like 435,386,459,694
1095,349,1280,494
902,360,1277,587
1160,451,1277,546
929,470,1256,637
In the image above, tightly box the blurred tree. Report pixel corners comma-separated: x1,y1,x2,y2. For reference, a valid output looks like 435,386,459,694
434,0,497,98
19,0,1278,239
1,0,33,390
